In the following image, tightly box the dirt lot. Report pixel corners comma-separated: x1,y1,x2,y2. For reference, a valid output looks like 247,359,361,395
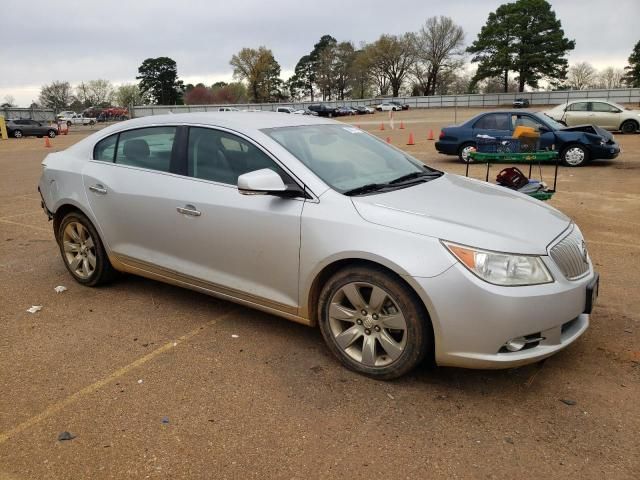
1,110,639,479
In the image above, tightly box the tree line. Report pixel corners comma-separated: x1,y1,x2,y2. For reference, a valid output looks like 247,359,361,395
16,0,640,110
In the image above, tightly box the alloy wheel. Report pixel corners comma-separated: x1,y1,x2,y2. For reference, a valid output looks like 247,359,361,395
328,282,408,367
62,221,97,279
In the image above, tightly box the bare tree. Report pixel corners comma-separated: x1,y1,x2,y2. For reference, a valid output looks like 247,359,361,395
115,84,142,107
366,33,416,97
2,95,16,107
597,67,626,89
76,79,114,107
567,62,597,90
230,47,282,102
414,16,465,96
39,81,73,111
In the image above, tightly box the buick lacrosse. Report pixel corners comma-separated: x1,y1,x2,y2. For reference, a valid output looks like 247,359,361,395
38,113,598,379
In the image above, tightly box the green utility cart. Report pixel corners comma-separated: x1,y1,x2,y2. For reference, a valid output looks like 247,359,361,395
468,145,560,201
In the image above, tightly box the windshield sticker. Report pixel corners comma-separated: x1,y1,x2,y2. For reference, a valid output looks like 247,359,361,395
343,127,363,134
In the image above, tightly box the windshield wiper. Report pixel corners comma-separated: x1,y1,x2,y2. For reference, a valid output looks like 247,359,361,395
343,183,390,196
388,170,442,184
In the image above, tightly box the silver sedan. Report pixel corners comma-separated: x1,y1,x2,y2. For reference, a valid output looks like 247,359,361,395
38,113,598,379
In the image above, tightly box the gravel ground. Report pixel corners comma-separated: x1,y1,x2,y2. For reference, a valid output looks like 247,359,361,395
0,109,638,479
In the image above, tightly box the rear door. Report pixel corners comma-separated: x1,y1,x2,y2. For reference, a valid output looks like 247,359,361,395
82,126,187,268
472,113,512,138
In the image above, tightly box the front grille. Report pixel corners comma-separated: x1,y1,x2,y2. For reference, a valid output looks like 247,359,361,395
550,226,590,280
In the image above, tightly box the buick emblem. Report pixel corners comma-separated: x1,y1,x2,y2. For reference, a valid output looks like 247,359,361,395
580,240,589,263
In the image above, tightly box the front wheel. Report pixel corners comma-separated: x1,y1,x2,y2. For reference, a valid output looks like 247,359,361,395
13,129,23,138
89,120,95,126
458,142,476,163
620,120,638,134
561,144,589,167
318,266,432,379
48,130,57,138
57,212,117,286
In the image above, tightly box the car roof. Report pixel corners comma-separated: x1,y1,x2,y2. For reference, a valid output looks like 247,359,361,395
74,112,337,141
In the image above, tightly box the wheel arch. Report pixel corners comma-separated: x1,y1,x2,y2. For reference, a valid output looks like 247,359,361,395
620,118,639,132
305,258,436,341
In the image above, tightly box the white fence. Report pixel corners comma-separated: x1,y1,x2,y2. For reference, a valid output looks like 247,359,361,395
131,88,640,118
1,107,56,122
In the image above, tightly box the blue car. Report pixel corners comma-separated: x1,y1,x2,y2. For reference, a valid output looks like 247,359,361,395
435,111,620,167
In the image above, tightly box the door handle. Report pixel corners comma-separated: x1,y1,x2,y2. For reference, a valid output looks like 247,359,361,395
176,204,201,217
89,184,107,195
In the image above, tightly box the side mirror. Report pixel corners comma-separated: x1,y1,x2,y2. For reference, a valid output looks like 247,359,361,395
238,168,287,196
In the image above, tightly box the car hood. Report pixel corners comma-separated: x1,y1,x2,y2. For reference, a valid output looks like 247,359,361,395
351,174,571,255
561,124,614,141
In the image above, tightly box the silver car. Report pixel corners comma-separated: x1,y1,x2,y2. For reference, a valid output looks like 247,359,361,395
38,113,598,379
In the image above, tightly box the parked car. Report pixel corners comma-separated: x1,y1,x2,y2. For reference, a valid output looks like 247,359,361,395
543,100,640,134
376,103,402,112
218,107,240,112
353,105,375,114
276,107,296,114
435,110,620,166
39,112,597,379
513,98,530,108
59,113,96,126
307,104,340,117
390,101,410,110
56,111,76,119
7,119,58,138
335,106,356,116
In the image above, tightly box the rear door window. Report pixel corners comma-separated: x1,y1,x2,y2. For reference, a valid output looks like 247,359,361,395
114,127,176,172
474,113,511,130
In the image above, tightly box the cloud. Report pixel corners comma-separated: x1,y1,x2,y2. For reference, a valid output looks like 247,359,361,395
1,0,637,105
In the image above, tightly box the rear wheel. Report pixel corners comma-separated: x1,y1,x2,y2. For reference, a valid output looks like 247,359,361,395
13,129,23,138
318,266,432,379
47,129,57,138
458,142,476,163
561,144,589,167
620,120,638,134
57,212,117,286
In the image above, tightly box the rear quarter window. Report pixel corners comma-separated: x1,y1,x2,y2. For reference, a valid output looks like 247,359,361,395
93,134,117,162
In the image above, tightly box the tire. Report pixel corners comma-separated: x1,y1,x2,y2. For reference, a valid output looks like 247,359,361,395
561,144,590,167
66,121,72,127
328,112,333,118
620,120,638,134
89,120,95,126
318,266,432,380
56,211,117,287
457,142,476,163
13,129,23,139
47,130,57,138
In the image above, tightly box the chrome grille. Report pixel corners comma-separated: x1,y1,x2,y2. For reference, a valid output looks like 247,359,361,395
550,227,590,280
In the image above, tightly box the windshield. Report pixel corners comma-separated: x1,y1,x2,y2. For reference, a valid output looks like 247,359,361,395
536,112,566,130
263,124,440,193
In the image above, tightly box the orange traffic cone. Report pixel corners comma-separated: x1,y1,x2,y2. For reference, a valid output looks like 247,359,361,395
44,137,52,148
427,129,435,140
386,136,391,144
407,132,415,145
379,122,385,131
399,121,405,130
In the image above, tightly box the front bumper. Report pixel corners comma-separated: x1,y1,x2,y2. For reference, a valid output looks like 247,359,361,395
591,143,620,160
412,260,595,369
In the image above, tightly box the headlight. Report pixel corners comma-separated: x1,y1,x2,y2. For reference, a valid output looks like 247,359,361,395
443,241,553,286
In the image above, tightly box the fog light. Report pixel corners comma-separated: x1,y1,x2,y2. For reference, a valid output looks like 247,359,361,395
504,337,526,352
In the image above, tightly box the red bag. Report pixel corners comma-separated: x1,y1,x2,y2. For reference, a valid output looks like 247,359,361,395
496,167,529,190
